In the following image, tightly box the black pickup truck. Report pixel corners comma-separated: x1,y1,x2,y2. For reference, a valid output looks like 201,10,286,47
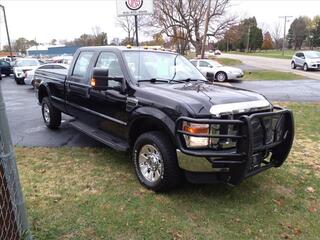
35,46,294,192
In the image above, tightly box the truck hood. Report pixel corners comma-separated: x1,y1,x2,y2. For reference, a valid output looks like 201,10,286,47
137,82,270,116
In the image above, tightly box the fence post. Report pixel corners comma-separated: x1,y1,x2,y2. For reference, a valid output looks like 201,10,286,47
0,83,31,239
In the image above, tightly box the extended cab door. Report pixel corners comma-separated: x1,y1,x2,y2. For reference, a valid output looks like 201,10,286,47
65,51,95,119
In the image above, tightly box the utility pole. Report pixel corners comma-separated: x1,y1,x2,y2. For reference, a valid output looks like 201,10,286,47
201,0,212,59
246,26,251,53
0,5,13,60
279,16,293,56
134,15,139,47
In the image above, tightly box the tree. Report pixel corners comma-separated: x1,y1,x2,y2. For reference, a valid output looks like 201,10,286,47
116,16,135,45
14,38,29,53
272,22,282,49
51,39,57,45
289,17,308,50
152,0,236,55
262,31,273,50
249,26,263,51
312,18,320,47
287,28,294,49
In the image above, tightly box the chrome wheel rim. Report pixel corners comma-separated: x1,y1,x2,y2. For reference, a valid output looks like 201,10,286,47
217,73,226,82
138,144,163,183
304,65,307,71
43,104,50,123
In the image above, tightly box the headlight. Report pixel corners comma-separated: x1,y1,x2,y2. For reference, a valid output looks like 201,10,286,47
182,122,209,148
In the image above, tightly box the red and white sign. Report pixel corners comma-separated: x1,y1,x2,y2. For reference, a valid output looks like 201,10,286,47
117,0,153,16
126,0,143,11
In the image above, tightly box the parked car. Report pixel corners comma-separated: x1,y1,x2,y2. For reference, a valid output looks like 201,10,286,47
13,58,41,84
291,51,320,71
25,63,69,88
0,60,13,77
35,46,294,192
190,59,244,82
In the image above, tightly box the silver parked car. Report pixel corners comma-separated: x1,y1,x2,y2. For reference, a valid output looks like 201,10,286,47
190,59,244,82
291,51,320,71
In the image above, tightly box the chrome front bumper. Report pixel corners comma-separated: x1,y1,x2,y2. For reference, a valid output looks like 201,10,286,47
177,150,229,173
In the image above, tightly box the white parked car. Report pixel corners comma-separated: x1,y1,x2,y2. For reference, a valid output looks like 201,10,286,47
13,58,41,84
24,63,69,88
190,59,244,82
291,51,320,71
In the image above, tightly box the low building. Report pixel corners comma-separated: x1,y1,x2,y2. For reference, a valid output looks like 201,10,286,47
27,45,80,57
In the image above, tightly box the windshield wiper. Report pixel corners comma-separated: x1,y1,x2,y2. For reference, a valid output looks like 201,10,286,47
138,78,170,84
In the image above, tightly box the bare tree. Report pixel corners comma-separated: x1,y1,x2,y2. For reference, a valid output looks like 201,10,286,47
116,16,136,45
272,21,282,49
152,0,235,55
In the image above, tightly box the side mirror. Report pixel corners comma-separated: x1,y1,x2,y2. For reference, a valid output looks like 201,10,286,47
91,68,123,91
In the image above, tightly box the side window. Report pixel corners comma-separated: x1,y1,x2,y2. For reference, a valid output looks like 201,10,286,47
190,61,197,67
72,52,94,79
301,53,305,59
295,53,300,58
53,65,66,69
199,61,211,68
39,65,53,70
96,52,124,89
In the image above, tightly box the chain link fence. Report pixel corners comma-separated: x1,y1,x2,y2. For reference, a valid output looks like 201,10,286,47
0,84,31,240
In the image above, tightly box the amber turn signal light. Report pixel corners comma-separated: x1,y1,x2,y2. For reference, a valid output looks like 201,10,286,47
183,123,209,135
90,78,96,87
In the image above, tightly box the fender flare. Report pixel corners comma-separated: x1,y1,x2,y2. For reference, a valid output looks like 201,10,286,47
128,107,177,144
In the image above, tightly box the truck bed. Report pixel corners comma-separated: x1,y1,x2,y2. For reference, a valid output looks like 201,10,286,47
35,68,68,81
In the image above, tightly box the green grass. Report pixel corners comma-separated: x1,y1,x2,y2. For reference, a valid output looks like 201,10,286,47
17,103,320,240
215,57,243,66
243,70,304,81
230,50,296,60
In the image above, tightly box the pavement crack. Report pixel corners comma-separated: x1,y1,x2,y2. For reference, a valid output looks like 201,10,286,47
60,134,75,147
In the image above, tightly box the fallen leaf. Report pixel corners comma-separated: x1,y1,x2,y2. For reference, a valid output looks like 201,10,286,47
281,233,291,239
308,206,317,213
293,228,302,236
306,187,316,193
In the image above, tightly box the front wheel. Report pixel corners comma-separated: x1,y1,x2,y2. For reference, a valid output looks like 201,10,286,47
303,63,309,71
41,97,61,129
216,71,228,82
132,131,183,192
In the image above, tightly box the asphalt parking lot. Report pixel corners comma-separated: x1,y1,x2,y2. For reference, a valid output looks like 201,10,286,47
1,76,319,147
0,76,103,148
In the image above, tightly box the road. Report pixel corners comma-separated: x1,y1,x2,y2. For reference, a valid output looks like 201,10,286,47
230,79,320,102
0,77,103,148
0,76,319,147
221,53,320,80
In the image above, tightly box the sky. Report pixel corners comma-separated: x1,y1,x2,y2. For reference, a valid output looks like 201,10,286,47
0,0,320,48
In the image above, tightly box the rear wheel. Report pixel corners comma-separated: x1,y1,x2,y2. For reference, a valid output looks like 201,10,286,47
291,61,296,69
303,63,309,71
132,131,183,192
41,97,61,129
216,71,228,82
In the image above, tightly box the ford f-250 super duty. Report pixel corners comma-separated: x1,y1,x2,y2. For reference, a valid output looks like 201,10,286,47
35,46,294,192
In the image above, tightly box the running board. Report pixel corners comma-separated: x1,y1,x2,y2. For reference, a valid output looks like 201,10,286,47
69,120,129,151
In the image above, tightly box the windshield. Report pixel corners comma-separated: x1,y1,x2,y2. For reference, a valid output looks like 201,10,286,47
207,60,223,67
16,59,39,67
123,51,207,83
305,51,320,59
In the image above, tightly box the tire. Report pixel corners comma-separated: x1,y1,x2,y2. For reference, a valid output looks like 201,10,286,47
14,76,24,85
41,97,61,129
303,63,309,71
132,131,183,192
216,71,228,82
291,61,296,69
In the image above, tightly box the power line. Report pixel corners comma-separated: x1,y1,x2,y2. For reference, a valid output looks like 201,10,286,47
279,16,293,56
